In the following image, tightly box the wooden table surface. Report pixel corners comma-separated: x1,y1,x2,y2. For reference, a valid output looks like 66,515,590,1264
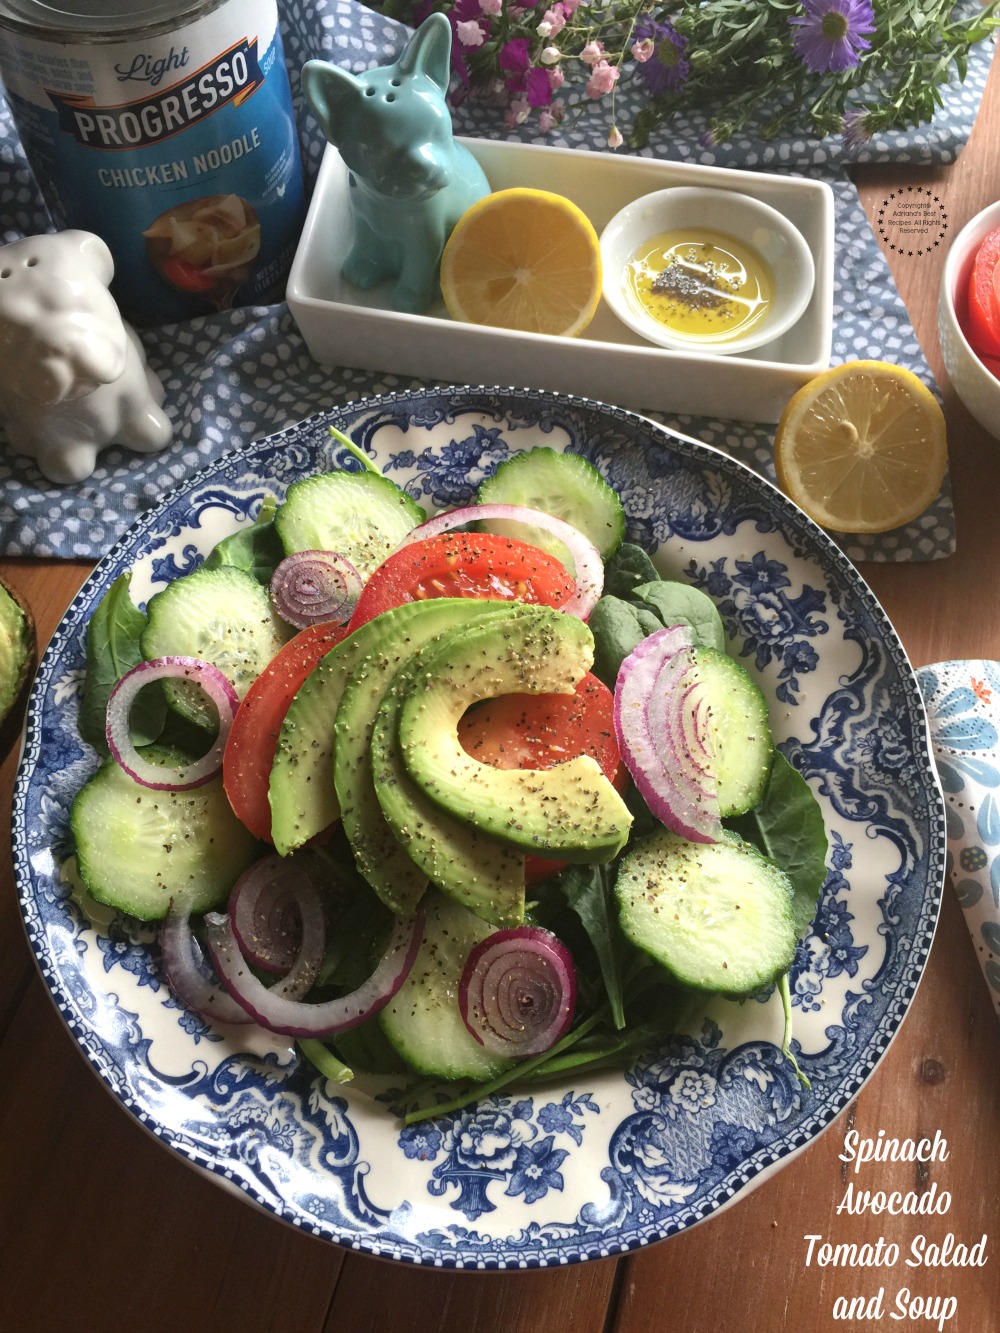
4,54,1000,1333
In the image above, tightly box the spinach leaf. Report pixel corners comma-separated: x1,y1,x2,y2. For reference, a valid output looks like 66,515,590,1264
554,863,627,1029
331,1020,407,1076
78,573,164,753
587,579,725,687
587,595,661,687
602,541,660,598
631,580,726,651
203,494,283,584
729,750,829,935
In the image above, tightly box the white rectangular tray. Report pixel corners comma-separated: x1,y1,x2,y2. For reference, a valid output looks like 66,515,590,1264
287,137,835,424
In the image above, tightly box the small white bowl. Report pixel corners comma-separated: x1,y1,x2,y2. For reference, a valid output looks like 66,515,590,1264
599,186,816,356
939,200,1000,442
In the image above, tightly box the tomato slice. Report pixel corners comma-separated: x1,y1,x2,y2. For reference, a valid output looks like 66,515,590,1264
223,621,349,841
457,672,626,883
347,531,575,631
964,227,1000,358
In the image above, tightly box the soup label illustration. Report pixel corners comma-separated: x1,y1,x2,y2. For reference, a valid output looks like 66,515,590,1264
0,0,305,323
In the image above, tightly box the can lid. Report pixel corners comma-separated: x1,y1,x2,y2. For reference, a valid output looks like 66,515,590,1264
0,0,227,39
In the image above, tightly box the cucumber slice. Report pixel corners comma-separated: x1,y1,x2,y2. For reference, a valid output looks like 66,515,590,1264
71,748,260,920
274,471,425,579
615,829,797,996
379,890,515,1080
689,647,773,816
140,564,291,730
476,447,625,562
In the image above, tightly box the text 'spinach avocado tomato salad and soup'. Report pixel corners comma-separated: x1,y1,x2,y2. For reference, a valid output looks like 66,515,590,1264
67,440,828,1123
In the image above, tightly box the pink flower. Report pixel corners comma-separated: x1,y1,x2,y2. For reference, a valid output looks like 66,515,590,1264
608,125,624,149
537,7,566,37
585,58,619,98
580,41,604,66
538,101,564,132
456,18,486,46
504,95,532,128
479,0,503,12
548,65,566,90
631,38,654,63
560,0,582,12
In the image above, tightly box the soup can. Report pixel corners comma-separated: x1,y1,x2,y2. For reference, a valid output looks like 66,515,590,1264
0,0,305,324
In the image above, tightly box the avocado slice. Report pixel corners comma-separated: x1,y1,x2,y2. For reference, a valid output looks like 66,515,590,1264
0,575,37,756
269,626,372,855
270,597,514,859
397,605,633,862
332,598,516,916
370,628,527,927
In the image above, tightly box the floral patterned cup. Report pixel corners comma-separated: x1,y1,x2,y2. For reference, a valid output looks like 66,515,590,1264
917,659,1000,1016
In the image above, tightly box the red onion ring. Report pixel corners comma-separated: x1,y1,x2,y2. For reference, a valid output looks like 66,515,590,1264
270,550,363,629
106,656,239,790
402,503,602,619
160,905,254,1026
204,907,424,1037
229,852,327,975
459,926,577,1056
613,626,724,843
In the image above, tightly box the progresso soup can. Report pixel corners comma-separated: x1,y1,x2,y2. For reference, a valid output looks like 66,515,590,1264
0,0,305,324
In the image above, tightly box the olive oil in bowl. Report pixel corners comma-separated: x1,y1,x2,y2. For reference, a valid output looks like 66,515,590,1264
625,229,774,346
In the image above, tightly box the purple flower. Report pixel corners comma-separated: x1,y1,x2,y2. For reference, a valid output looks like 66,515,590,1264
789,0,876,75
632,17,689,95
525,65,553,106
499,37,532,78
842,109,874,147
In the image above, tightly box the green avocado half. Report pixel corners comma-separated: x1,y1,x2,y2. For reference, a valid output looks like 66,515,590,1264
396,604,634,863
0,575,37,756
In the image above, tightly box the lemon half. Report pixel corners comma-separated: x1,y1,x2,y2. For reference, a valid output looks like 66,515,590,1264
440,188,602,339
773,360,948,534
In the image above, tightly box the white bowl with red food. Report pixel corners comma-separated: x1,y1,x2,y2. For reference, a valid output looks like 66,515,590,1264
938,200,1000,440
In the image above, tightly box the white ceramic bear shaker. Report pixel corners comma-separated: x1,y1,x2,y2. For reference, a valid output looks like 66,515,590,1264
0,230,173,484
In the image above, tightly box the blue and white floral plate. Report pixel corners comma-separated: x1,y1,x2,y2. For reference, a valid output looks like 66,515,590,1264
12,386,946,1267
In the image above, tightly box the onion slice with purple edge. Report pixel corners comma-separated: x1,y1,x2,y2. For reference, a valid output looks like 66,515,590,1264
269,549,363,629
613,625,724,843
459,927,577,1056
229,852,326,975
106,655,239,790
204,908,425,1037
401,503,603,619
160,905,254,1026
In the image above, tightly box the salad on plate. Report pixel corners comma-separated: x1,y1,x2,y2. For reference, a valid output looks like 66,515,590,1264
66,435,828,1123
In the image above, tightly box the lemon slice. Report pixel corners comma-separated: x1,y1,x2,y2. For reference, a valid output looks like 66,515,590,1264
773,360,948,534
440,188,602,338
